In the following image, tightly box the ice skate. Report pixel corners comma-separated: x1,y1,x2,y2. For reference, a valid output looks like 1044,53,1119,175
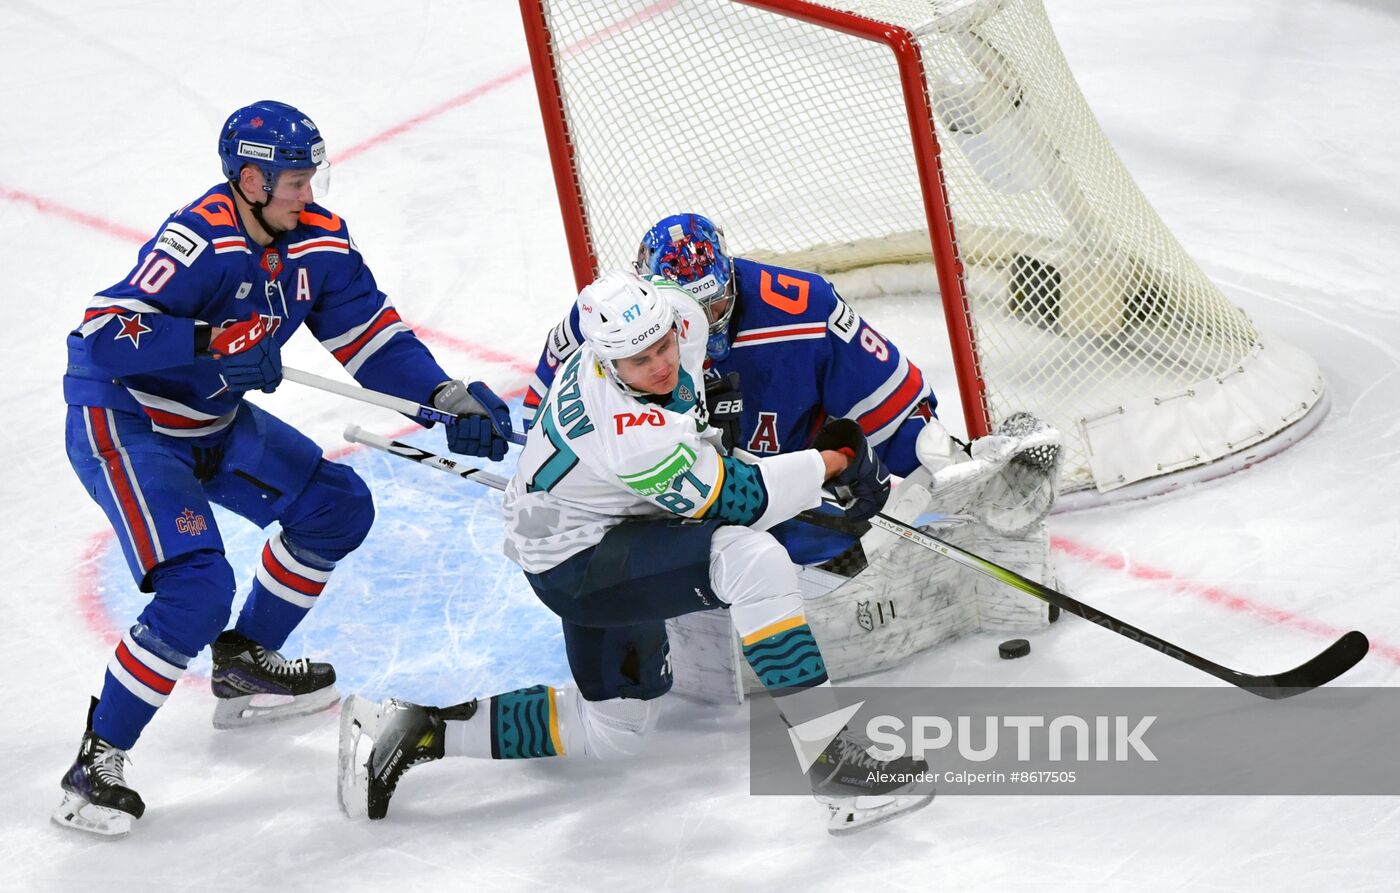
209,630,339,729
809,728,934,835
51,698,145,838
338,694,477,820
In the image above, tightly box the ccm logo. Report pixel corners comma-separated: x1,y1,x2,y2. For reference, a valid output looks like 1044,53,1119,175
614,408,665,434
223,318,265,353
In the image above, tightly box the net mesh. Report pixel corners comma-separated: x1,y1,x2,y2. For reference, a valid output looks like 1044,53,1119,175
530,0,1302,491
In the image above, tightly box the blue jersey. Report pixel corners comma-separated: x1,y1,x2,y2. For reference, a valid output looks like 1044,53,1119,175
64,183,450,436
524,257,937,476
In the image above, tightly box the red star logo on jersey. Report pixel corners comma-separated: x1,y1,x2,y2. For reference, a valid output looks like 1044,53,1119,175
114,313,152,348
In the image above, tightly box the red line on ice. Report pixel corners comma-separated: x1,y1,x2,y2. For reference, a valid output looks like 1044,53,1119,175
1051,535,1399,667
0,186,151,243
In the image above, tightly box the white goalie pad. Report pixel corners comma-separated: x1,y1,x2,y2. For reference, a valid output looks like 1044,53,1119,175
668,414,1062,704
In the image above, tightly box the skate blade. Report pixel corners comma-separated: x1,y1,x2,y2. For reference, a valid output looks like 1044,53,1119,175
51,791,134,838
337,695,380,819
212,686,340,730
824,791,934,836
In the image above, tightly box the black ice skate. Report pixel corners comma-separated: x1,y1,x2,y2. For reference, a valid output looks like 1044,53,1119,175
808,728,935,835
51,697,145,838
338,694,477,820
209,630,339,729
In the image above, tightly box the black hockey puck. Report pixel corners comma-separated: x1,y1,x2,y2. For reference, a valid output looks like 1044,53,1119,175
998,638,1031,659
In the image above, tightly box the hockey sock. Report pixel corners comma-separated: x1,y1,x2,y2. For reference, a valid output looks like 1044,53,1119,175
93,624,193,750
740,615,843,727
234,533,334,650
443,684,567,760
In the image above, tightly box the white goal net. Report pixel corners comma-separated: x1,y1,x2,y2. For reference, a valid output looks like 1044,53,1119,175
520,0,1325,496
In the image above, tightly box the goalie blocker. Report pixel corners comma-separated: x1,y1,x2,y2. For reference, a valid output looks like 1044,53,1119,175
667,413,1062,703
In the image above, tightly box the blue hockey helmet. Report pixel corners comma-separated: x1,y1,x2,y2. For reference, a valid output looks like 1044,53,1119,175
218,101,329,199
637,213,735,359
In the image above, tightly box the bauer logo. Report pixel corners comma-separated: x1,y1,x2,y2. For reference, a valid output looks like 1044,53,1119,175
237,140,276,161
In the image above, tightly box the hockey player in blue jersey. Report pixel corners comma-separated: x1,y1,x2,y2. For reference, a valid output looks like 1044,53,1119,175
522,213,939,567
54,100,513,838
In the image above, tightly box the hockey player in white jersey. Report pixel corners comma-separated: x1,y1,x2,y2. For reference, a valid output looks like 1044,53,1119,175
339,270,933,834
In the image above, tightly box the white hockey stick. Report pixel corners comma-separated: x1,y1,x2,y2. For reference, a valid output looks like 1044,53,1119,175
343,425,511,490
284,366,525,444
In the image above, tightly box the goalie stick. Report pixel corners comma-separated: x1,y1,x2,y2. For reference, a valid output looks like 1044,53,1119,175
285,366,527,444
801,508,1369,699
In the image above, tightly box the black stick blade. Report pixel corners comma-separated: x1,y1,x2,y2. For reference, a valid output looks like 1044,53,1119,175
1235,630,1370,699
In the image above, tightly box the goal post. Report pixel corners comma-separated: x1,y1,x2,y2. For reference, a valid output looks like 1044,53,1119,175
518,0,1326,499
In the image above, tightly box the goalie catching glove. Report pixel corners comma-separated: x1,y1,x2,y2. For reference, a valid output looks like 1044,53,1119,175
813,418,890,522
432,380,513,461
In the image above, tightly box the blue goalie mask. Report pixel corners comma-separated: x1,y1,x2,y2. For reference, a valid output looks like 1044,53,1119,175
218,101,330,200
636,213,735,360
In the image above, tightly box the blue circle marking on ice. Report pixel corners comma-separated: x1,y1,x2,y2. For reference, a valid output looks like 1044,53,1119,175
95,423,570,704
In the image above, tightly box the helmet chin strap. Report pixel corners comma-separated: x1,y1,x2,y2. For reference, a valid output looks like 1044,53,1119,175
231,176,291,239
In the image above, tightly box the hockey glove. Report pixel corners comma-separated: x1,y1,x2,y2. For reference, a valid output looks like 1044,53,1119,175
434,380,513,461
207,316,282,393
813,418,890,522
704,371,744,452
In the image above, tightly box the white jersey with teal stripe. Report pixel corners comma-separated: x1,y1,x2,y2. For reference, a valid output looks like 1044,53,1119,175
502,292,825,574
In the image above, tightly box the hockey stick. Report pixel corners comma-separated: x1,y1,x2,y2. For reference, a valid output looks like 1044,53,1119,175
343,425,510,490
284,366,526,444
344,427,1367,697
801,508,1370,699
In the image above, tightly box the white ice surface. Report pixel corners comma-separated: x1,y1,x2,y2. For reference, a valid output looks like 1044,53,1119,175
2,1,1398,891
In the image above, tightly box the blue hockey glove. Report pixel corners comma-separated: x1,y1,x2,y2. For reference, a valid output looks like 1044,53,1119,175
704,371,744,452
433,380,512,461
813,418,890,522
208,316,282,393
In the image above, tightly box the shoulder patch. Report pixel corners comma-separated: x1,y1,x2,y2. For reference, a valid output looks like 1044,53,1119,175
618,443,697,496
548,317,580,361
154,221,208,267
828,296,860,343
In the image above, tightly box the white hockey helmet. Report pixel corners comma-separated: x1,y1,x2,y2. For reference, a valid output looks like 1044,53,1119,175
576,270,681,361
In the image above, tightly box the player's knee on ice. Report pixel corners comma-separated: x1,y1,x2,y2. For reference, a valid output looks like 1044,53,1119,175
278,460,375,562
142,549,236,655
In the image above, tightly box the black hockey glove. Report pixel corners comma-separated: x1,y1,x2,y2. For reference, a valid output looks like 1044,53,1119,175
704,371,744,452
813,418,890,522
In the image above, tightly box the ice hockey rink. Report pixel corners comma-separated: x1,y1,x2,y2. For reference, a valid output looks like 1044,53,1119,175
3,0,1398,889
